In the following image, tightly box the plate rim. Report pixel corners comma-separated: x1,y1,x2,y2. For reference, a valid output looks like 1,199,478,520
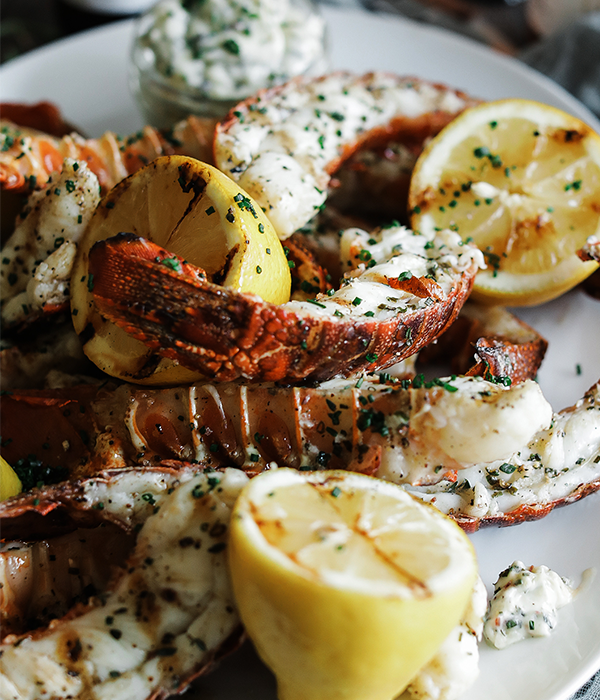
323,5,600,127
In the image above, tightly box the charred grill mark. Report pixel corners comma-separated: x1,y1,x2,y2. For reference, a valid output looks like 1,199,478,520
176,161,208,197
0,470,246,697
559,128,586,144
131,353,163,380
212,244,239,286
78,322,96,345
166,165,208,248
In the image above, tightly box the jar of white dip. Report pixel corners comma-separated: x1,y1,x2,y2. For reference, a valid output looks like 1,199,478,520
130,0,329,127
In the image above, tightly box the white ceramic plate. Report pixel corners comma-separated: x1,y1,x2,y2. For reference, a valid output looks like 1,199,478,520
1,7,599,700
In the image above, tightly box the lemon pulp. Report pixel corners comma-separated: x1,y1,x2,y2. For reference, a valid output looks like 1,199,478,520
228,468,477,700
71,156,291,385
409,99,600,306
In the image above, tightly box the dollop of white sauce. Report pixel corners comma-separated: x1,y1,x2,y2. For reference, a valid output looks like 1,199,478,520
137,0,327,100
483,561,576,650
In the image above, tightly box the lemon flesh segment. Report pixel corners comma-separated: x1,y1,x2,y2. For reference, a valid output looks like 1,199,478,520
228,469,477,700
1,456,22,500
71,156,291,385
409,99,600,306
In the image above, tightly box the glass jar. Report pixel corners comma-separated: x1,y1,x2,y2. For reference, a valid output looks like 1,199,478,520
129,0,330,128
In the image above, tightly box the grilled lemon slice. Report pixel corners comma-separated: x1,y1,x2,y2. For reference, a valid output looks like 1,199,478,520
409,99,600,306
71,156,291,385
228,468,477,700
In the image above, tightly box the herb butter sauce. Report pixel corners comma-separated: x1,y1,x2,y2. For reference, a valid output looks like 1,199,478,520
483,561,577,650
131,0,328,125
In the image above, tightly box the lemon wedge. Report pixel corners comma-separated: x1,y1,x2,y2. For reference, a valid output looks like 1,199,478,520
1,456,22,500
409,99,600,306
228,468,477,700
71,156,291,385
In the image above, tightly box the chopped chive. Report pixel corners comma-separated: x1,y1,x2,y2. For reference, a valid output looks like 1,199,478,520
222,39,240,55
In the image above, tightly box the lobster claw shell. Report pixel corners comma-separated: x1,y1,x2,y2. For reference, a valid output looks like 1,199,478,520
86,231,480,384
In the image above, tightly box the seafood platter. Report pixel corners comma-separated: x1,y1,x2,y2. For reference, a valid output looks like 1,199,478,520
0,4,599,700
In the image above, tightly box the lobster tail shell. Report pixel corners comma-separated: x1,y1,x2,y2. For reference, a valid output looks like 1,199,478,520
0,467,247,698
88,233,477,384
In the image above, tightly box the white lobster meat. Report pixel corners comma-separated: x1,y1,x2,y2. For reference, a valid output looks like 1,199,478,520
215,71,479,238
405,381,600,531
0,467,248,700
1,158,100,327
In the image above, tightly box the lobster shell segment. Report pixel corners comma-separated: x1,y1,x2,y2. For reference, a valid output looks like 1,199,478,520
3,376,598,532
0,113,217,195
418,303,549,385
87,225,481,384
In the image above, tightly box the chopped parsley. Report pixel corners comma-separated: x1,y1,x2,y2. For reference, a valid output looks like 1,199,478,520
161,257,181,272
12,454,69,492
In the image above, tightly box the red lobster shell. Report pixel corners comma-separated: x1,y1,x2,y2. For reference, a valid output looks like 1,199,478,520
3,376,598,533
86,230,480,384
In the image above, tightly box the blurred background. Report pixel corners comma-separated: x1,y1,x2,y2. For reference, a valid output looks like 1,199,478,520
1,0,599,116
0,0,533,61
